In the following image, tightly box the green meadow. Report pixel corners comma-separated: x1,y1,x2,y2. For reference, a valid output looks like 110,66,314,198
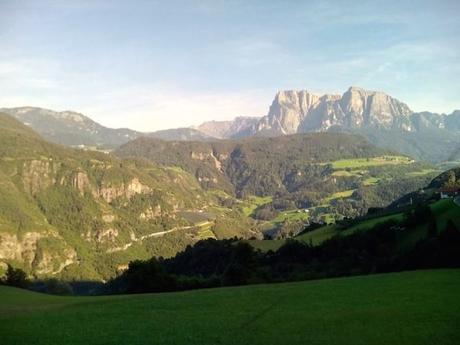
329,155,413,169
248,198,460,252
1,269,459,345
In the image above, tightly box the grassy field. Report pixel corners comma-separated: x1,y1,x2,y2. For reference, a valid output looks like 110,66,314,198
323,189,355,203
196,221,216,240
406,168,441,177
271,208,310,223
1,269,459,345
329,155,412,169
363,176,381,186
240,196,273,217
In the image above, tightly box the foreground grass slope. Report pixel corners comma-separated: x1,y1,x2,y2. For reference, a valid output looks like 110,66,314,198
1,269,459,345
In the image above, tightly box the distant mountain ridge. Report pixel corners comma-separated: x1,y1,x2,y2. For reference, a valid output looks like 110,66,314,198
202,87,459,137
0,107,217,148
3,86,460,162
193,87,460,162
195,116,261,139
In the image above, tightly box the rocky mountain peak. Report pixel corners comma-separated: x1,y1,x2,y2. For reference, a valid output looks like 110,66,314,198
255,90,321,135
250,87,415,135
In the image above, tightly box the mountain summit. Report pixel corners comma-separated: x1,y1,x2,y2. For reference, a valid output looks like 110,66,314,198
248,87,413,136
192,87,460,162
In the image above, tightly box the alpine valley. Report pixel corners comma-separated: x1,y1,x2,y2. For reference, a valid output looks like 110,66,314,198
0,86,458,281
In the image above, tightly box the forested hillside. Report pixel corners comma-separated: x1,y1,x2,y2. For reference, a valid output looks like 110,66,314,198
117,133,437,236
0,113,259,280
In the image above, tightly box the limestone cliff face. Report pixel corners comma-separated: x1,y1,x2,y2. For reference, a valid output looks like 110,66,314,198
0,231,77,275
252,87,413,135
72,171,91,194
0,159,159,277
21,159,152,203
22,159,57,194
96,178,151,203
338,87,412,129
256,90,322,135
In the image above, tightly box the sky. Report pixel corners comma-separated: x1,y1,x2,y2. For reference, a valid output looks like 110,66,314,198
1,0,459,131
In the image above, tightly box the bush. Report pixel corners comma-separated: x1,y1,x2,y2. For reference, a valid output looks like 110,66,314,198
3,265,29,288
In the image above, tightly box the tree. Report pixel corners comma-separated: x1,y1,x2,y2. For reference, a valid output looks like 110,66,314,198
440,220,460,243
427,220,438,238
44,279,73,295
221,242,258,286
4,265,29,288
123,258,176,293
443,171,458,188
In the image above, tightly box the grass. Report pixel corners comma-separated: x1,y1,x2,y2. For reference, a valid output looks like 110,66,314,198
331,170,362,177
323,189,355,203
363,176,381,186
1,269,459,345
430,198,460,228
296,224,339,244
240,196,273,217
271,209,310,223
196,221,216,240
248,224,338,252
406,168,441,177
329,155,412,170
341,212,405,235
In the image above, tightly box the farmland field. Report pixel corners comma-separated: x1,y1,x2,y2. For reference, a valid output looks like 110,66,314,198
1,269,459,345
240,196,273,216
329,155,413,169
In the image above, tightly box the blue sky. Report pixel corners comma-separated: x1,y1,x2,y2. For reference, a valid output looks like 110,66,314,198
1,0,459,130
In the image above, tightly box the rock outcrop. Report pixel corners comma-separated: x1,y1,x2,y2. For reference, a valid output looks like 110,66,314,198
196,87,459,140
249,87,413,136
256,90,322,134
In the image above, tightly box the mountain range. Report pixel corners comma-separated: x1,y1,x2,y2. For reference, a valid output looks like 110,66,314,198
198,87,460,137
195,87,460,162
0,111,437,279
2,86,460,163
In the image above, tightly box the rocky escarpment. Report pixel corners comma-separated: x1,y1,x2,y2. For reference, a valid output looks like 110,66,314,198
256,90,323,135
195,87,459,140
0,231,77,275
249,87,413,136
22,159,152,202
